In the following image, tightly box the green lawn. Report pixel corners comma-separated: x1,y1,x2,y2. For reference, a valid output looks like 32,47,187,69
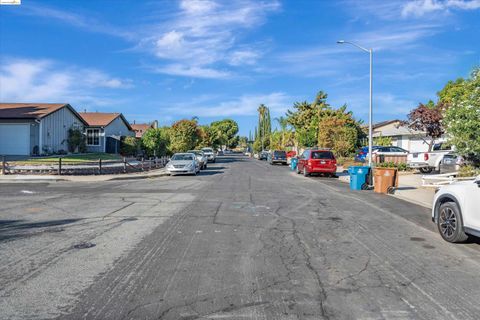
13,153,122,164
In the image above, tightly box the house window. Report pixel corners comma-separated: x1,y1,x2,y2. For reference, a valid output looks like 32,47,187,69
86,129,100,146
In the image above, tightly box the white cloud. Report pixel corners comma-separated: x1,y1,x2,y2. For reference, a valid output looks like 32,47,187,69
18,4,133,40
402,0,480,17
165,92,291,117
154,64,230,79
145,0,280,78
0,59,132,104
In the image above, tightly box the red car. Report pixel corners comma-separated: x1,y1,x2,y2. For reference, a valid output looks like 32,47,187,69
296,149,337,177
286,150,297,158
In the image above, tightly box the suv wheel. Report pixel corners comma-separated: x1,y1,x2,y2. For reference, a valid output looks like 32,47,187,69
296,165,301,174
303,167,309,177
437,202,468,243
420,167,433,174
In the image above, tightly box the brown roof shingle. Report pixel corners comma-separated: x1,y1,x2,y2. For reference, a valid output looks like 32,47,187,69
131,123,153,138
79,112,133,130
0,103,68,119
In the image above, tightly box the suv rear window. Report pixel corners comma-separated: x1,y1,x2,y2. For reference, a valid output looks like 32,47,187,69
274,151,286,156
311,151,334,159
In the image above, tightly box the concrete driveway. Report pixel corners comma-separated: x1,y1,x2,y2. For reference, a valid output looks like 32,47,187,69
1,155,479,319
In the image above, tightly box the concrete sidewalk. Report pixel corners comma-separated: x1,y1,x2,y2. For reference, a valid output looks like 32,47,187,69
0,168,169,183
337,168,435,209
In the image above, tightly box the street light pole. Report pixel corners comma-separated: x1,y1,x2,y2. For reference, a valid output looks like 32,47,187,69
368,48,373,167
337,40,374,167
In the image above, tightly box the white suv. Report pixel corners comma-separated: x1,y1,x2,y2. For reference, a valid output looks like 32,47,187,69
432,176,480,242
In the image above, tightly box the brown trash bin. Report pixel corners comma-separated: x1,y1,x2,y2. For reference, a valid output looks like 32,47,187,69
373,168,398,194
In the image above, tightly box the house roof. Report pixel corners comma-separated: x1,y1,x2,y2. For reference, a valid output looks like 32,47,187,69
372,119,426,137
79,112,132,130
372,119,400,130
0,103,88,125
130,123,153,138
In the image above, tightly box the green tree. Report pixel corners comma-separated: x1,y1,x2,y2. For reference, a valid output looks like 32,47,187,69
210,119,239,148
286,91,330,147
67,128,86,153
170,119,199,152
442,67,480,158
256,104,271,150
317,105,361,156
141,127,171,156
374,134,393,147
120,136,139,156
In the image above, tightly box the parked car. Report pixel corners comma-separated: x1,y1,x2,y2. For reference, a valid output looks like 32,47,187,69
296,149,337,177
432,176,480,242
286,151,297,158
439,153,465,174
201,147,216,163
187,150,207,169
408,142,453,173
258,151,269,160
165,153,200,176
268,150,287,165
217,150,224,156
354,146,381,162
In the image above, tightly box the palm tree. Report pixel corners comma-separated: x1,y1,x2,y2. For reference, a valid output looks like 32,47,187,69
274,116,289,148
257,104,271,151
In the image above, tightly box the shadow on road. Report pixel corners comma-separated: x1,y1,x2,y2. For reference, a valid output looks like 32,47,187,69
0,218,81,242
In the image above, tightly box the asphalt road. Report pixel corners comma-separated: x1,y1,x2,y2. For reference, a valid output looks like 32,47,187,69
1,155,480,320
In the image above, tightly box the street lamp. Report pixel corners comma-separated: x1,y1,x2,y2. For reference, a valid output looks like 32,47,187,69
337,40,374,167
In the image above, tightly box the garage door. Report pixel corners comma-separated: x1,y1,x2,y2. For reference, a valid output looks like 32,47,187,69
0,124,30,155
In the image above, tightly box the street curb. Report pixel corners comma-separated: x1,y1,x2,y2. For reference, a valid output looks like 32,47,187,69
108,172,170,181
0,170,169,183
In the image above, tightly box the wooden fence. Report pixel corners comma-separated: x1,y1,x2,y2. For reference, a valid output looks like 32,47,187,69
1,156,170,176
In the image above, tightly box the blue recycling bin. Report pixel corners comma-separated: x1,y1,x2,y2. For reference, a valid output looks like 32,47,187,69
290,157,298,171
348,166,370,190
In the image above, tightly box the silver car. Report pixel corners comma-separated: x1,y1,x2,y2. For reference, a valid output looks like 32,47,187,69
187,150,208,169
201,147,216,163
165,153,200,176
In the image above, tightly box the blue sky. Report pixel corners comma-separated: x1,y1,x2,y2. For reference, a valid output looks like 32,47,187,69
1,0,479,136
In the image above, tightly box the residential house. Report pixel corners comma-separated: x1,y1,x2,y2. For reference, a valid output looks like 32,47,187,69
0,103,87,156
131,120,157,138
79,112,134,153
372,120,443,152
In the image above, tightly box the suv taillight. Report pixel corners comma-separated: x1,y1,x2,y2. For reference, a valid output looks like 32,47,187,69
424,153,429,161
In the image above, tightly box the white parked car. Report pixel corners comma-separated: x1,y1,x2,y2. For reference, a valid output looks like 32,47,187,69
187,150,207,169
432,176,480,242
201,147,216,163
408,142,453,173
165,153,200,176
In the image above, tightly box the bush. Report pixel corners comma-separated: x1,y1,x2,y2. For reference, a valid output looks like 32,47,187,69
120,136,139,156
458,165,480,177
67,128,86,153
376,161,408,171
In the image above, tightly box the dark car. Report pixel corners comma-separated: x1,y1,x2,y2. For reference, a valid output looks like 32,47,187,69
259,151,269,160
268,150,287,165
297,149,337,177
354,146,381,162
439,153,465,174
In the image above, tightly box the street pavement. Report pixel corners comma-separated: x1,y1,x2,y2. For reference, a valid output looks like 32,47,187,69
1,155,480,319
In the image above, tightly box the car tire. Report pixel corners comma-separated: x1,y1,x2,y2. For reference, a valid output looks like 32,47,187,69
303,167,309,177
296,166,301,174
420,167,433,174
437,202,468,243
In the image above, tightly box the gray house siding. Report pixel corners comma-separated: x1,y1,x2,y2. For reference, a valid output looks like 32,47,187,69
85,116,133,153
41,107,84,154
104,117,134,138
